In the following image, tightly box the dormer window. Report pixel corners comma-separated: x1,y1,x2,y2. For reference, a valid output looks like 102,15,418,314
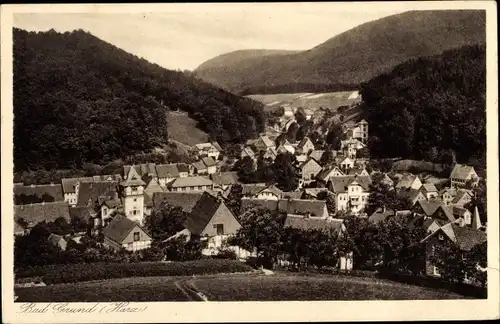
438,234,444,241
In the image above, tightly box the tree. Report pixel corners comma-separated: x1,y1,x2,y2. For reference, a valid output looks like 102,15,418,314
366,174,393,215
227,207,287,268
286,122,299,142
325,122,343,150
272,152,300,191
430,239,468,284
317,190,336,215
319,150,334,166
163,235,207,261
465,241,487,287
147,202,188,240
226,184,243,216
233,156,256,183
339,217,382,270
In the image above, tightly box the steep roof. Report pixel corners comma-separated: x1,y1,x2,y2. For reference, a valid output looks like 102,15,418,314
451,190,472,204
152,192,205,213
211,142,223,151
202,156,217,167
471,206,483,230
435,205,456,222
192,161,207,171
421,183,438,193
76,181,118,207
450,164,475,179
300,157,321,169
120,166,146,187
170,176,213,188
257,184,283,197
260,135,275,148
61,177,93,194
14,184,64,202
14,202,71,227
211,172,239,186
124,163,157,178
308,150,326,161
452,224,487,251
241,147,255,158
284,215,343,233
282,190,305,199
177,163,191,173
103,215,150,244
241,198,327,217
144,177,165,197
303,188,329,198
329,175,371,193
92,174,122,182
241,183,268,196
397,188,423,203
297,137,314,150
415,200,442,216
396,174,420,189
184,193,227,235
155,164,180,178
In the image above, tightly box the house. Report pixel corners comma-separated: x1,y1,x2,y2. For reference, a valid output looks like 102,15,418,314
397,188,426,207
253,135,276,152
177,163,192,177
169,176,213,192
283,215,353,271
241,183,269,198
299,158,322,185
144,177,165,198
120,166,146,224
124,164,157,181
14,183,65,204
412,200,443,218
61,177,92,206
371,172,394,187
282,190,305,200
155,164,180,186
395,174,422,191
348,119,369,144
451,189,473,207
430,205,457,224
296,137,315,155
263,147,278,160
277,141,295,155
201,156,218,174
450,164,478,188
329,176,371,215
440,187,458,205
76,181,119,208
241,198,329,219
194,142,222,160
192,161,208,175
308,150,327,162
211,172,239,191
450,206,472,227
296,154,308,164
340,138,365,158
421,223,486,279
254,184,283,200
240,147,256,160
317,166,345,182
420,183,438,200
103,215,152,252
182,192,241,253
48,233,68,251
301,188,329,200
92,174,122,182
14,201,71,230
339,157,355,172
347,166,369,177
98,195,122,227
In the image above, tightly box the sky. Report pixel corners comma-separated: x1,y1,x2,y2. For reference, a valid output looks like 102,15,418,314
13,4,404,71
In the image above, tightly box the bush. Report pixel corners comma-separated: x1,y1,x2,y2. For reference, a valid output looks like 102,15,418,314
213,248,237,260
15,259,253,285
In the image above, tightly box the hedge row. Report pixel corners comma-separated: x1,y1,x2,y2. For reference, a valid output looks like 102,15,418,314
15,259,253,285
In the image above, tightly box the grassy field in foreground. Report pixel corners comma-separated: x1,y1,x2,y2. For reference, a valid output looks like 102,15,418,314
191,273,466,301
16,273,467,302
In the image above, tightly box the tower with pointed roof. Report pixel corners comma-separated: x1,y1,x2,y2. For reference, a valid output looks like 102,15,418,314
120,166,146,224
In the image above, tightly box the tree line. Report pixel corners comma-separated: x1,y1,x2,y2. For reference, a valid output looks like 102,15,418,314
13,28,265,172
361,44,486,169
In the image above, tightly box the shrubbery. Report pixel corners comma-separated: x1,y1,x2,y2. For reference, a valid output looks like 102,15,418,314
16,259,253,285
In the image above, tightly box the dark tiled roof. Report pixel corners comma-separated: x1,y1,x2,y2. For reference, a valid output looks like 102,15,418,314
451,190,472,204
61,177,93,194
14,184,64,201
103,215,147,244
184,192,224,235
241,198,327,217
212,142,223,151
170,176,213,188
397,188,423,203
120,167,146,187
415,200,443,216
283,190,305,199
152,192,205,213
451,223,487,251
155,164,180,178
14,202,71,227
284,215,343,233
329,175,371,193
211,172,239,186
76,181,118,207
192,161,207,171
241,183,268,196
177,163,191,173
92,174,122,182
202,156,217,167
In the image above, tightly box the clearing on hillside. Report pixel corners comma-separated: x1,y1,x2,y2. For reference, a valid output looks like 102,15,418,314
166,111,209,146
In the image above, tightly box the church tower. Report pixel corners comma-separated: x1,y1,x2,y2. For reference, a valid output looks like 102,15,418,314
120,166,146,224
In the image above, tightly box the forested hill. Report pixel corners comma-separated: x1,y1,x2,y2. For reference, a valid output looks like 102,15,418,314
194,10,485,94
361,44,486,167
13,28,265,171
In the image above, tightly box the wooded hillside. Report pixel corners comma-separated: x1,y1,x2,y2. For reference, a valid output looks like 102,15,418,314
361,44,486,167
14,28,265,171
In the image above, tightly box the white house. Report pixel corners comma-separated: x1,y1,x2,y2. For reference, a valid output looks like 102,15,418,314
329,176,371,215
450,164,478,188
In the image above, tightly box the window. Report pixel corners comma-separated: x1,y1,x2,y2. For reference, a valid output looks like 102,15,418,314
133,232,140,242
433,265,440,276
133,210,138,215
214,224,224,235
133,198,137,202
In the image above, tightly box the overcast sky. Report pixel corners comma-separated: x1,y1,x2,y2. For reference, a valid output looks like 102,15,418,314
14,4,404,71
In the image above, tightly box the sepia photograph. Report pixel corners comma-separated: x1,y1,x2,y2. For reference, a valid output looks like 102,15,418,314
1,2,499,323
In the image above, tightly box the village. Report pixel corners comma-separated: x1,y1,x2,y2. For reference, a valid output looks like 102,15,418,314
13,91,487,285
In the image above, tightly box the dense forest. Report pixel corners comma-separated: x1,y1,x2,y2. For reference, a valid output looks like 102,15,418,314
240,83,359,96
13,28,265,171
361,45,486,168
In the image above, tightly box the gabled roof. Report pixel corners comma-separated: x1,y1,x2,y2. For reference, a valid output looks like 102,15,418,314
259,135,275,148
61,177,93,194
211,172,239,187
396,174,420,189
439,187,458,197
397,188,424,203
347,166,368,176
282,190,305,200
421,183,438,193
211,142,223,152
300,157,321,169
14,184,64,202
184,192,234,235
152,192,205,213
202,156,217,167
423,223,487,251
414,200,442,216
241,198,327,217
434,205,456,222
450,164,475,179
339,156,354,164
303,188,329,199
451,206,470,218
451,190,472,204
241,183,269,196
284,215,343,233
297,137,314,149
155,164,180,178
15,202,71,227
76,181,119,207
192,161,207,171
308,150,326,161
120,166,146,187
103,215,150,244
124,163,157,178
144,177,165,196
241,147,255,158
93,174,123,182
48,233,65,246
257,184,283,197
317,166,344,181
472,206,483,230
170,176,213,188
177,163,191,173
329,175,371,193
